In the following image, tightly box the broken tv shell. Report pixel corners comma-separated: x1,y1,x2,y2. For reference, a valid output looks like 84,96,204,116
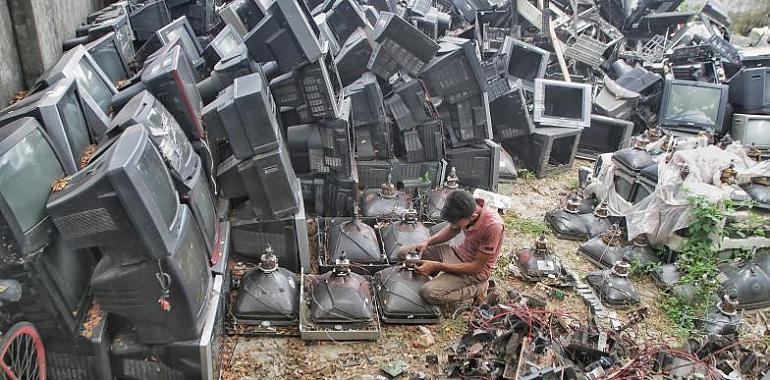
515,237,564,282
720,261,770,310
373,263,440,324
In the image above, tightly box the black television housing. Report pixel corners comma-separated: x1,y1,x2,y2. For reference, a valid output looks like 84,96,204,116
500,37,550,91
182,161,220,264
577,115,634,160
489,82,534,140
368,11,440,78
142,44,206,141
107,91,200,191
420,37,485,98
326,0,371,44
444,139,500,191
244,0,322,73
31,46,116,137
90,207,213,344
346,72,387,127
216,72,281,160
47,125,186,264
0,77,98,174
201,24,245,71
197,48,262,104
0,118,66,262
157,16,203,63
216,147,301,219
728,67,770,115
85,31,132,84
659,79,729,134
130,0,172,43
334,28,374,87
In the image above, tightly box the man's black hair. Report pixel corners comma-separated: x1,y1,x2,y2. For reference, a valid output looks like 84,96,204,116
441,190,476,223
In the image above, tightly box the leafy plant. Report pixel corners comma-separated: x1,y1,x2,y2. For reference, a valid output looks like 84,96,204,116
503,212,548,236
420,171,433,184
662,195,729,334
518,170,535,180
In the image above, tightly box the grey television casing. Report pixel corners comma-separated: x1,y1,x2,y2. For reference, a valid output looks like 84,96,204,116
731,113,770,150
533,78,592,129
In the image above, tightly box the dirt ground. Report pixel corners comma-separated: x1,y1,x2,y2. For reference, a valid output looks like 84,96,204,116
219,161,756,380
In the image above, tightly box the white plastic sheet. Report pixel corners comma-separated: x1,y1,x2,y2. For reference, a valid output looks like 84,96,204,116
585,143,770,245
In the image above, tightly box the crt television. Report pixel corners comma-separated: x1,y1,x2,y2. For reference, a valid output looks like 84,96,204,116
30,46,116,135
46,125,185,263
107,90,200,191
244,0,323,73
0,118,66,261
157,16,203,63
577,115,634,159
728,67,770,114
658,79,729,133
731,113,770,150
142,44,206,141
218,0,268,37
201,24,245,70
500,36,550,91
0,77,97,174
533,79,592,129
90,207,213,344
85,31,132,84
129,0,172,42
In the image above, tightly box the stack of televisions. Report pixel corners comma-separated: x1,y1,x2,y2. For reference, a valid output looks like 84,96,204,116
0,0,509,377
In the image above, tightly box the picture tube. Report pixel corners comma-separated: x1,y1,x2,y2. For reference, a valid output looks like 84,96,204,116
75,60,114,112
58,90,92,161
663,84,722,126
543,85,584,120
508,45,543,83
0,130,64,232
134,143,178,228
745,119,770,147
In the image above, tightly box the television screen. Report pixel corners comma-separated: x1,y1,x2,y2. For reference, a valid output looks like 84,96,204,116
85,32,131,84
663,84,722,126
58,89,92,165
732,114,770,149
73,59,116,114
577,115,634,158
534,79,591,128
501,37,549,89
0,118,65,258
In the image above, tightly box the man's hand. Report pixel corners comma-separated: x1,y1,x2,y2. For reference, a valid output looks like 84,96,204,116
414,260,441,276
414,241,429,255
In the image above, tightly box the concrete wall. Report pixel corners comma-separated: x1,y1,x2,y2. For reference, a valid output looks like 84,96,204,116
0,0,23,107
3,0,102,94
